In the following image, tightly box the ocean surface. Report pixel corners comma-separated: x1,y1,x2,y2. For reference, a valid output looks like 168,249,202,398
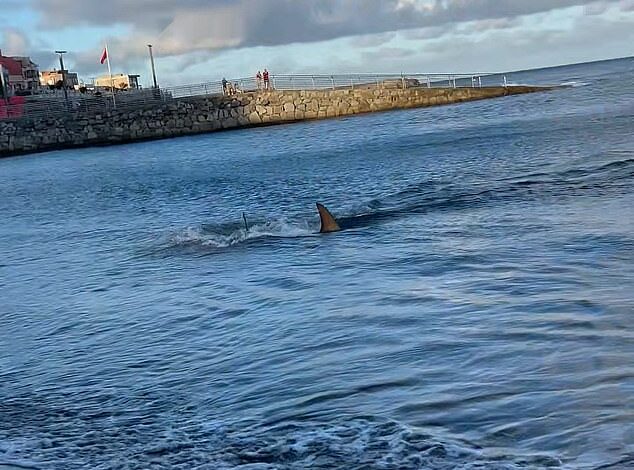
1,57,633,469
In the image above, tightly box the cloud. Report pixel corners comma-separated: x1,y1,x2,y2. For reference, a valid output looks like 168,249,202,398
583,1,612,15
402,26,455,40
349,32,397,49
1,28,30,56
0,0,27,10
31,0,625,58
361,46,418,63
376,8,633,73
620,0,634,11
464,17,520,33
11,0,633,84
69,40,150,77
0,28,60,71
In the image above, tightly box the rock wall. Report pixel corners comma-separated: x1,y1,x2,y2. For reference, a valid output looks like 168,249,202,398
0,85,549,157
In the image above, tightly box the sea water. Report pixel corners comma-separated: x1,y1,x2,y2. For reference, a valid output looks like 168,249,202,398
1,57,633,469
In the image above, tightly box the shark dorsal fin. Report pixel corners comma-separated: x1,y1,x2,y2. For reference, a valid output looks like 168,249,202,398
316,202,341,233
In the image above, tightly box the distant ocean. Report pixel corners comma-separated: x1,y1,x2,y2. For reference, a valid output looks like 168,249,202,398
1,57,633,469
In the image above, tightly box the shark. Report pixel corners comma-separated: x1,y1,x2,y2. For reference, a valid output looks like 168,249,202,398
316,202,341,233
240,203,341,236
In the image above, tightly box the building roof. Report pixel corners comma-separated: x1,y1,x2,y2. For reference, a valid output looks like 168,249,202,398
0,55,22,76
12,56,38,68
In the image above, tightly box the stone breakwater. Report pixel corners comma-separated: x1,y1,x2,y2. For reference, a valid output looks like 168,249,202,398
0,85,550,157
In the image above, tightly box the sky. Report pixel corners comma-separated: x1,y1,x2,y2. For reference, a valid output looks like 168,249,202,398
1,0,633,87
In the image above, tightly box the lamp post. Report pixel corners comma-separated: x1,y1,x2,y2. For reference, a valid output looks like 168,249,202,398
55,50,69,109
147,44,158,89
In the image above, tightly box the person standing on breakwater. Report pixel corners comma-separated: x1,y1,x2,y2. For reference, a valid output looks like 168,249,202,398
222,77,228,95
256,71,262,90
263,69,270,90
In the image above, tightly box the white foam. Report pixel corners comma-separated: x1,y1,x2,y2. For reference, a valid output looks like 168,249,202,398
560,81,591,87
504,82,531,87
170,219,315,249
0,438,40,470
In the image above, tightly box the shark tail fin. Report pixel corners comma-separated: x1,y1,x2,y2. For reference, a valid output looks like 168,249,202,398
316,202,341,233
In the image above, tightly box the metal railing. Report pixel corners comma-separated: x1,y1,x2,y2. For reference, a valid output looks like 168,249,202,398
0,72,507,122
0,88,170,122
167,73,499,97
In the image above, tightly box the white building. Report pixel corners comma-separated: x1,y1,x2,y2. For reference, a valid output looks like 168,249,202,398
95,74,140,91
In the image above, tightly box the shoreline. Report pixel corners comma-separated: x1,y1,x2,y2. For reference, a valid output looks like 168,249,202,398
0,85,555,159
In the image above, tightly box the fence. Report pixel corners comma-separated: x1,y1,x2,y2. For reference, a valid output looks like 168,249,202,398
0,72,507,122
166,73,504,98
0,88,169,122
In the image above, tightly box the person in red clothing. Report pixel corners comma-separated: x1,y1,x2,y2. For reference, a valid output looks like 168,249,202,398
263,69,270,90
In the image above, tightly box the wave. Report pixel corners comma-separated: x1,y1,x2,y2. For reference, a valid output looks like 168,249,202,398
559,80,591,88
163,152,634,251
0,439,39,470
0,415,569,469
0,462,39,470
503,80,590,88
169,218,316,249
510,154,634,185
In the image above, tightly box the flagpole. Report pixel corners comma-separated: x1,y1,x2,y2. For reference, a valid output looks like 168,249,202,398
105,43,116,107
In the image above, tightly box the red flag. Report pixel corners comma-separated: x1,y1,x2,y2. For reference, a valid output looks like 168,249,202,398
100,47,108,64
